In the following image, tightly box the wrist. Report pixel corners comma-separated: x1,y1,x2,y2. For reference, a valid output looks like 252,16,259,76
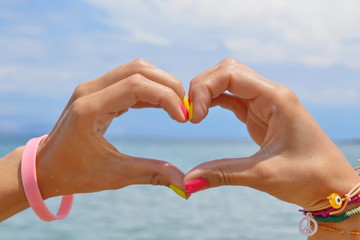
307,173,360,212
36,140,58,200
299,164,360,238
21,136,74,221
36,137,69,199
303,148,360,211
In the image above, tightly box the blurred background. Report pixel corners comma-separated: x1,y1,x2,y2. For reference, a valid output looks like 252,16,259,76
1,1,360,240
0,0,359,141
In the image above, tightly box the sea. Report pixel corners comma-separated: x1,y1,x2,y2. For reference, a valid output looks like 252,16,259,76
0,136,359,240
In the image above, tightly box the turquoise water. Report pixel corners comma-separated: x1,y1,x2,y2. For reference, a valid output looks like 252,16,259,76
0,137,359,240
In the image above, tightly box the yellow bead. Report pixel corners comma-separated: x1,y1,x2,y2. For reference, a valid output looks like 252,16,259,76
328,193,343,209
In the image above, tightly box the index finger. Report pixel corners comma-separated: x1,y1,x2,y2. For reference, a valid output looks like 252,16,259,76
75,74,188,127
188,58,278,123
86,58,186,99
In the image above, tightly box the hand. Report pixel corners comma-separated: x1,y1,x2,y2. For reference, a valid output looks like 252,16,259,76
36,59,188,199
185,58,359,211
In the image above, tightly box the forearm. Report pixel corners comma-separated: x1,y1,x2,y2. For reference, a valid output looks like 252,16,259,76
0,146,30,222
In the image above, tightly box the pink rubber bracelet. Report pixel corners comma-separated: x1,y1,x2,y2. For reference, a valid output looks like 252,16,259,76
21,135,74,221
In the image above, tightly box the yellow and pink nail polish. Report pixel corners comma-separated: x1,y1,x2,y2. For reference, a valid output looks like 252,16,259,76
182,95,193,121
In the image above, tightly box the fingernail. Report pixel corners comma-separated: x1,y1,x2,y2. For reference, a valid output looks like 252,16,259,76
182,95,190,111
180,103,189,120
189,102,193,121
185,178,207,195
169,185,189,200
184,96,193,121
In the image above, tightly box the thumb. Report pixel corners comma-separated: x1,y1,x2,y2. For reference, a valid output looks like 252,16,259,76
121,156,187,198
125,157,185,187
184,156,262,195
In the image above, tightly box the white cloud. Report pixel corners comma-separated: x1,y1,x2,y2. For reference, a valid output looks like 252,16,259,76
85,0,360,68
0,0,358,139
279,75,360,107
0,36,46,60
1,0,360,115
297,86,360,107
2,24,43,36
0,64,76,98
224,39,285,63
129,30,171,46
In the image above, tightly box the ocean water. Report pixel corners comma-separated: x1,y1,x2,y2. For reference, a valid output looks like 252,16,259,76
0,137,359,240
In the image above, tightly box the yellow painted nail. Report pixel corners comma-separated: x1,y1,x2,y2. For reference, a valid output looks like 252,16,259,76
169,185,188,200
189,102,193,121
182,95,190,112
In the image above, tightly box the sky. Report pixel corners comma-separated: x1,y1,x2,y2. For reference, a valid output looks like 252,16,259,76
0,0,360,141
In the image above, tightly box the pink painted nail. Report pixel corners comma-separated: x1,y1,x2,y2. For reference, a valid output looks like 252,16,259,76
180,103,189,120
185,178,208,194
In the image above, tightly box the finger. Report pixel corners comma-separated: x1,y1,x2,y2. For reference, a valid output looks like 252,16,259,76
131,101,161,109
85,58,186,99
113,154,186,194
184,151,272,194
78,74,188,126
188,58,277,123
210,93,249,123
51,59,186,138
184,158,251,192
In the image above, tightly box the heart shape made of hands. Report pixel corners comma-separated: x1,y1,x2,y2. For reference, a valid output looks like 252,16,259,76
41,58,359,214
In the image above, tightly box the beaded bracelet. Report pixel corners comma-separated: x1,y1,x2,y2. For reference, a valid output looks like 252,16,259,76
300,165,360,216
298,204,360,236
314,206,360,223
309,182,360,214
300,194,360,217
328,183,360,215
298,162,360,237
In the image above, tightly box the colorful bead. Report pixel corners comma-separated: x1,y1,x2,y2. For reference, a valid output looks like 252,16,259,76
328,193,343,209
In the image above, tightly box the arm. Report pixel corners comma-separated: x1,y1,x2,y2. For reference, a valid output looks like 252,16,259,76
0,147,28,222
184,58,360,239
0,58,188,221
